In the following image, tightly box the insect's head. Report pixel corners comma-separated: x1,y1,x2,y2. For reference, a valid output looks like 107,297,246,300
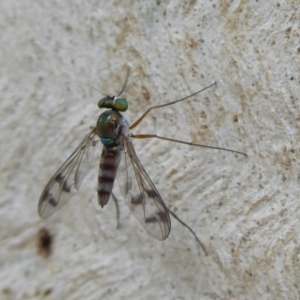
98,95,128,112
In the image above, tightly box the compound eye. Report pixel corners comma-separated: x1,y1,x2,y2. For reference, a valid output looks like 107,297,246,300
114,97,128,112
98,97,109,108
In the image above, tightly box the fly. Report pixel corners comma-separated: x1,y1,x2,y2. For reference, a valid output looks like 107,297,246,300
38,70,247,255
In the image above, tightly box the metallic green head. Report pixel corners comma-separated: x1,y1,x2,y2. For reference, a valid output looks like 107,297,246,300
98,96,128,112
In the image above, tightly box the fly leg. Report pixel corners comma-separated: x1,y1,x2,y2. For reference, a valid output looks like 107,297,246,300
111,193,121,229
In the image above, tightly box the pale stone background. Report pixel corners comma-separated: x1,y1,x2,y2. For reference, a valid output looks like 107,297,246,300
1,1,299,299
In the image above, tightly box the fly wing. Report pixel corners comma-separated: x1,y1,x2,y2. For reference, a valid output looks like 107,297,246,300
38,127,99,218
117,136,171,241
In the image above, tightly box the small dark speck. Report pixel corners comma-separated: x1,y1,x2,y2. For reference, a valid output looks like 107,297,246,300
290,76,294,80
277,3,280,7
280,209,287,217
2,287,12,295
37,228,53,258
200,111,207,118
43,288,53,297
233,114,238,122
65,24,72,32
218,201,223,206
215,217,218,220
141,86,150,100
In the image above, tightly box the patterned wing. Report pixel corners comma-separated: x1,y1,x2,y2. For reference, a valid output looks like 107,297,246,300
117,136,171,241
38,127,99,218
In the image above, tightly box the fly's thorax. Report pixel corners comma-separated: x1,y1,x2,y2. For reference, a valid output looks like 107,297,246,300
97,95,129,147
96,110,124,147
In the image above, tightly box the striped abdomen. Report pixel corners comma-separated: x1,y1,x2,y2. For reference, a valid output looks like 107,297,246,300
97,146,122,207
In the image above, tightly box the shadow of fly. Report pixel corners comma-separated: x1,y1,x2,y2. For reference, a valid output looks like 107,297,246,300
38,70,247,255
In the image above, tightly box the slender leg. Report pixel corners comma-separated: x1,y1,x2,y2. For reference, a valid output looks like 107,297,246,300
167,208,208,256
111,193,121,229
129,82,216,130
131,133,247,156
